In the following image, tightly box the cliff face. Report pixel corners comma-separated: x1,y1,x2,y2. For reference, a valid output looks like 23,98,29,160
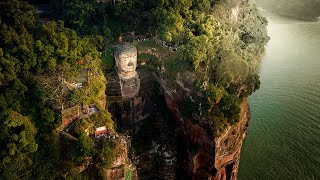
106,45,253,179
213,100,250,180
106,41,254,179
106,135,138,180
162,82,250,180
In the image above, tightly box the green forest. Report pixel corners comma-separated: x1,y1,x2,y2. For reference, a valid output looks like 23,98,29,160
0,0,268,179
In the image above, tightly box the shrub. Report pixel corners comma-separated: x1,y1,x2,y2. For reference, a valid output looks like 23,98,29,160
101,49,114,70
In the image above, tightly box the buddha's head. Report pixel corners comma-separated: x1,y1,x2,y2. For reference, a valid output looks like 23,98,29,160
115,43,137,75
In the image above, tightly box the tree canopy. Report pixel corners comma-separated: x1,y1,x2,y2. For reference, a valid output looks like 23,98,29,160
0,0,112,178
0,0,269,177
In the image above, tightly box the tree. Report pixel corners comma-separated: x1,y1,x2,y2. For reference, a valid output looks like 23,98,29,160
77,131,94,156
218,93,241,124
35,21,104,110
0,1,112,178
96,140,117,168
183,14,222,86
0,111,38,179
157,8,185,42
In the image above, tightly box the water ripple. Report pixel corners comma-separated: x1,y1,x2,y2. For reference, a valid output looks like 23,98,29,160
239,12,320,180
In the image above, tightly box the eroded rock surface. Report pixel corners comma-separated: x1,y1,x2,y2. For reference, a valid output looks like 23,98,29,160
107,44,251,180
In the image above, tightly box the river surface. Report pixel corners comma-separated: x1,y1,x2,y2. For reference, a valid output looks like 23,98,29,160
238,11,320,179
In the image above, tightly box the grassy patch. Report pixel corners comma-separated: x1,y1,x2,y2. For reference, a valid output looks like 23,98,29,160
164,55,193,78
135,40,157,48
138,53,160,66
101,49,114,70
137,53,161,76
135,40,171,55
125,169,132,180
211,115,229,134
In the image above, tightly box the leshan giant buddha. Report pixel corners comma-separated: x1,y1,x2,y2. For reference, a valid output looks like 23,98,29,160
114,43,140,99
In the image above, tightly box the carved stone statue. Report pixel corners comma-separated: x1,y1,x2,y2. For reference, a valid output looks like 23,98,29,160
114,43,138,79
114,43,140,99
106,43,156,127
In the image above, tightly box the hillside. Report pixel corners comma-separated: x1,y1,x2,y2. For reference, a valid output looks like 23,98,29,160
0,0,268,179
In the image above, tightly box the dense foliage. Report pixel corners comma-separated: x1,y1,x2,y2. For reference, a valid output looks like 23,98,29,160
0,0,269,178
0,0,114,179
50,0,159,40
50,0,215,41
153,0,269,131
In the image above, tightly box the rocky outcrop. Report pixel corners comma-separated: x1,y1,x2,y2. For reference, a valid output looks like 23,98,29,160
213,100,250,180
107,43,252,179
106,135,138,180
161,80,250,180
131,112,177,179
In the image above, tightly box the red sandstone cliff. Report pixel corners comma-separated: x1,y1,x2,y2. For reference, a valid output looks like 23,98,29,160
162,84,250,180
213,100,250,180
